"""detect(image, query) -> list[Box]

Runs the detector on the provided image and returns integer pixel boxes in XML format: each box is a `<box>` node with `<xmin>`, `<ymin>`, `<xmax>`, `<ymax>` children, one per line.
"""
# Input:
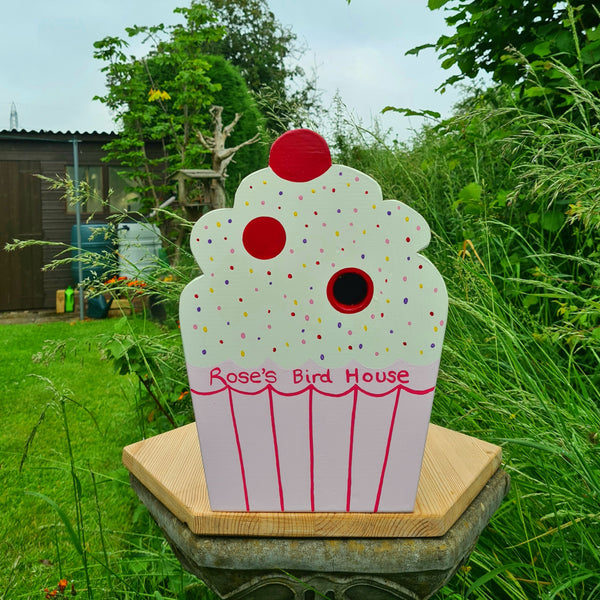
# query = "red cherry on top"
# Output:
<box><xmin>269</xmin><ymin>129</ymin><xmax>332</xmax><ymax>182</ymax></box>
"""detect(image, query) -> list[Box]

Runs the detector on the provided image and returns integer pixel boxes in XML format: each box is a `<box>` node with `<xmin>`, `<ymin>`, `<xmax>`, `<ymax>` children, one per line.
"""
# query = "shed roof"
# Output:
<box><xmin>0</xmin><ymin>129</ymin><xmax>118</xmax><ymax>142</ymax></box>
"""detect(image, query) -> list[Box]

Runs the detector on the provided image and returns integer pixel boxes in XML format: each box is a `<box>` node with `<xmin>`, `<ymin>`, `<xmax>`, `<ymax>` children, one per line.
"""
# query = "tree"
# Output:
<box><xmin>202</xmin><ymin>0</ymin><xmax>300</xmax><ymax>95</ymax></box>
<box><xmin>93</xmin><ymin>3</ymin><xmax>225</xmax><ymax>210</ymax></box>
<box><xmin>201</xmin><ymin>0</ymin><xmax>321</xmax><ymax>132</ymax></box>
<box><xmin>93</xmin><ymin>3</ymin><xmax>265</xmax><ymax>215</ymax></box>
<box><xmin>410</xmin><ymin>1</ymin><xmax>600</xmax><ymax>111</ymax></box>
<box><xmin>203</xmin><ymin>54</ymin><xmax>268</xmax><ymax>195</ymax></box>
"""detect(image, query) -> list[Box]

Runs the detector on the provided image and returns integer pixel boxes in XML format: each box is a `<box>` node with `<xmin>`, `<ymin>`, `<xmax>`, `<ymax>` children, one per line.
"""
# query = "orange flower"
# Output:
<box><xmin>58</xmin><ymin>579</ymin><xmax>68</xmax><ymax>592</ymax></box>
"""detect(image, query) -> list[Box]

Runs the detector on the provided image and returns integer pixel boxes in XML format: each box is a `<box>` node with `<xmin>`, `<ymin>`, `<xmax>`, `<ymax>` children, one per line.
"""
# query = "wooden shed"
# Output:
<box><xmin>0</xmin><ymin>129</ymin><xmax>129</xmax><ymax>311</ymax></box>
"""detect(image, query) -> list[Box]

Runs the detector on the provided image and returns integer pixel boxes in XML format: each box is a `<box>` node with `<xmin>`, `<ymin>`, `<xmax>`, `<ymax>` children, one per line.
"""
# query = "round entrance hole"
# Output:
<box><xmin>327</xmin><ymin>268</ymin><xmax>374</xmax><ymax>314</ymax></box>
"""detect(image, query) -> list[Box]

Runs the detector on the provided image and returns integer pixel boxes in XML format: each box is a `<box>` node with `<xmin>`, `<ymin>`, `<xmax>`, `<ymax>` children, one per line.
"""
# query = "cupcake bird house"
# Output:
<box><xmin>179</xmin><ymin>129</ymin><xmax>448</xmax><ymax>512</ymax></box>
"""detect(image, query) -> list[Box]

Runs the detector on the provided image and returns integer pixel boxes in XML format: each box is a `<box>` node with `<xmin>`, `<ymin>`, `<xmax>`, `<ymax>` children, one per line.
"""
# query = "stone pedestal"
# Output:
<box><xmin>131</xmin><ymin>469</ymin><xmax>509</xmax><ymax>599</ymax></box>
<box><xmin>123</xmin><ymin>423</ymin><xmax>509</xmax><ymax>599</ymax></box>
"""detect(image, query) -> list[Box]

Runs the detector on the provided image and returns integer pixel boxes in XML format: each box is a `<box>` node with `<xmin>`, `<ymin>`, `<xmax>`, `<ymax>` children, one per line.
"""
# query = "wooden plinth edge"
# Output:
<box><xmin>123</xmin><ymin>423</ymin><xmax>502</xmax><ymax>538</ymax></box>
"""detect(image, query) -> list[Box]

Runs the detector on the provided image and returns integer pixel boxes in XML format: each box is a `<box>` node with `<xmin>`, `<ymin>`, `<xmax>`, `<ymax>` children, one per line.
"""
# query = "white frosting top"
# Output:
<box><xmin>180</xmin><ymin>131</ymin><xmax>448</xmax><ymax>370</ymax></box>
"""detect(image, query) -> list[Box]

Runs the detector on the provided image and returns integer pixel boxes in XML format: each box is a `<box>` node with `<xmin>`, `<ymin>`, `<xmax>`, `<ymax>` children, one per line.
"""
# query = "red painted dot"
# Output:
<box><xmin>287</xmin><ymin>274</ymin><xmax>293</xmax><ymax>279</ymax></box>
<box><xmin>317</xmin><ymin>335</ymin><xmax>322</xmax><ymax>339</ymax></box>
<box><xmin>273</xmin><ymin>348</ymin><xmax>277</xmax><ymax>352</ymax></box>
<box><xmin>239</xmin><ymin>298</ymin><xmax>243</xmax><ymax>302</ymax></box>
<box><xmin>430</xmin><ymin>311</ymin><xmax>434</xmax><ymax>316</ymax></box>
<box><xmin>419</xmin><ymin>265</ymin><xmax>423</xmax><ymax>269</ymax></box>
<box><xmin>406</xmin><ymin>237</ymin><xmax>411</xmax><ymax>242</ymax></box>
<box><xmin>291</xmin><ymin>312</ymin><xmax>296</xmax><ymax>316</ymax></box>
<box><xmin>243</xmin><ymin>216</ymin><xmax>286</xmax><ymax>259</ymax></box>
<box><xmin>269</xmin><ymin>129</ymin><xmax>332</xmax><ymax>182</ymax></box>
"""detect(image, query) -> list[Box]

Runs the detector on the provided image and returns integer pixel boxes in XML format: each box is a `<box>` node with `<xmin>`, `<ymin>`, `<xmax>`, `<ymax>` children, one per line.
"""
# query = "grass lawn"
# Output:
<box><xmin>0</xmin><ymin>317</ymin><xmax>211</xmax><ymax>599</ymax></box>
<box><xmin>1</xmin><ymin>293</ymin><xmax>599</xmax><ymax>599</ymax></box>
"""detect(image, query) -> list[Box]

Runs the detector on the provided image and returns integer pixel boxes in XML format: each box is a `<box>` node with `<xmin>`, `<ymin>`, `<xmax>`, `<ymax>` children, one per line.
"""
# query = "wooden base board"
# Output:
<box><xmin>123</xmin><ymin>423</ymin><xmax>502</xmax><ymax>538</ymax></box>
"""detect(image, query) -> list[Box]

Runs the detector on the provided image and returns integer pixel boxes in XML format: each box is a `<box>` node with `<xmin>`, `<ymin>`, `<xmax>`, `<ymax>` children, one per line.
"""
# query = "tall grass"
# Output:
<box><xmin>331</xmin><ymin>69</ymin><xmax>600</xmax><ymax>598</ymax></box>
<box><xmin>0</xmin><ymin>319</ymin><xmax>215</xmax><ymax>599</ymax></box>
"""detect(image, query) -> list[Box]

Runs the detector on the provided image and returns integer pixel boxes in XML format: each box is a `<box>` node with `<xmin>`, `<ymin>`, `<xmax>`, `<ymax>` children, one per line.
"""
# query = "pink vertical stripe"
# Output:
<box><xmin>345</xmin><ymin>388</ymin><xmax>359</xmax><ymax>512</ymax></box>
<box><xmin>309</xmin><ymin>388</ymin><xmax>315</xmax><ymax>512</ymax></box>
<box><xmin>373</xmin><ymin>388</ymin><xmax>401</xmax><ymax>512</ymax></box>
<box><xmin>269</xmin><ymin>388</ymin><xmax>285</xmax><ymax>511</ymax></box>
<box><xmin>228</xmin><ymin>387</ymin><xmax>249</xmax><ymax>511</ymax></box>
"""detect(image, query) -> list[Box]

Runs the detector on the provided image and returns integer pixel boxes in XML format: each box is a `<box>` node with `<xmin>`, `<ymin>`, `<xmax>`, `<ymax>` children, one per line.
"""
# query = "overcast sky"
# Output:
<box><xmin>0</xmin><ymin>0</ymin><xmax>463</xmax><ymax>141</ymax></box>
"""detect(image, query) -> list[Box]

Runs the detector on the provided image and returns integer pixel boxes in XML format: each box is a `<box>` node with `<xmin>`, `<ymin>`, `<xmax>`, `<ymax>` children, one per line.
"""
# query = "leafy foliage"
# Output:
<box><xmin>203</xmin><ymin>54</ymin><xmax>268</xmax><ymax>196</ymax></box>
<box><xmin>202</xmin><ymin>0</ymin><xmax>321</xmax><ymax>133</ymax></box>
<box><xmin>412</xmin><ymin>0</ymin><xmax>600</xmax><ymax>113</ymax></box>
<box><xmin>93</xmin><ymin>3</ymin><xmax>225</xmax><ymax>211</ymax></box>
<box><xmin>93</xmin><ymin>2</ymin><xmax>268</xmax><ymax>221</ymax></box>
<box><xmin>202</xmin><ymin>0</ymin><xmax>300</xmax><ymax>95</ymax></box>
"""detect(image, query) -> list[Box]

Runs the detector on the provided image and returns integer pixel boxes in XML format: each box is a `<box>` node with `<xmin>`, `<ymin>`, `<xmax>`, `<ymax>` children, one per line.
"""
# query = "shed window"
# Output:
<box><xmin>108</xmin><ymin>167</ymin><xmax>139</xmax><ymax>213</ymax></box>
<box><xmin>66</xmin><ymin>166</ymin><xmax>139</xmax><ymax>215</ymax></box>
<box><xmin>66</xmin><ymin>166</ymin><xmax>103</xmax><ymax>214</ymax></box>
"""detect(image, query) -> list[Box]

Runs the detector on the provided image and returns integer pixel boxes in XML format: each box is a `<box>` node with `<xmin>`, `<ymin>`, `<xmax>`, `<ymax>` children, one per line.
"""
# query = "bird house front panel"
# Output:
<box><xmin>180</xmin><ymin>129</ymin><xmax>448</xmax><ymax>512</ymax></box>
